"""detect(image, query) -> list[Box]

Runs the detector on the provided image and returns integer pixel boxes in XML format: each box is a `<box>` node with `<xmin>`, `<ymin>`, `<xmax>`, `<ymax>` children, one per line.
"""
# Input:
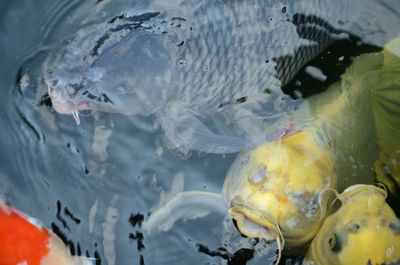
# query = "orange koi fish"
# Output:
<box><xmin>0</xmin><ymin>202</ymin><xmax>93</xmax><ymax>265</ymax></box>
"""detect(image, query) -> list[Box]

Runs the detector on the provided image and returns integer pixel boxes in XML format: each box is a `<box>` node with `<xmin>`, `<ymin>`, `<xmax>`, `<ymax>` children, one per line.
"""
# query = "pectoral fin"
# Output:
<box><xmin>156</xmin><ymin>104</ymin><xmax>294</xmax><ymax>154</ymax></box>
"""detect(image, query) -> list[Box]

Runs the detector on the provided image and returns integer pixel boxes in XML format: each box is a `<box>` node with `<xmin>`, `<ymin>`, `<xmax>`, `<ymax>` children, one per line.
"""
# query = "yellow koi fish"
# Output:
<box><xmin>303</xmin><ymin>184</ymin><xmax>400</xmax><ymax>265</ymax></box>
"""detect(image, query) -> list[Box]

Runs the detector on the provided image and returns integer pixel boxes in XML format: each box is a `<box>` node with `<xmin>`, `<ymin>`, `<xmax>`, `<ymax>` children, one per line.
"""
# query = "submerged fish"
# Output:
<box><xmin>44</xmin><ymin>0</ymin><xmax>361</xmax><ymax>154</ymax></box>
<box><xmin>142</xmin><ymin>36</ymin><xmax>400</xmax><ymax>262</ymax></box>
<box><xmin>303</xmin><ymin>184</ymin><xmax>400</xmax><ymax>265</ymax></box>
<box><xmin>0</xmin><ymin>201</ymin><xmax>93</xmax><ymax>265</ymax></box>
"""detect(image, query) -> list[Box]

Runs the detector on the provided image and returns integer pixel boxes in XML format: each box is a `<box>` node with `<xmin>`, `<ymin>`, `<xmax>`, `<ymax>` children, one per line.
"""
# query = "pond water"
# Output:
<box><xmin>0</xmin><ymin>0</ymin><xmax>399</xmax><ymax>265</ymax></box>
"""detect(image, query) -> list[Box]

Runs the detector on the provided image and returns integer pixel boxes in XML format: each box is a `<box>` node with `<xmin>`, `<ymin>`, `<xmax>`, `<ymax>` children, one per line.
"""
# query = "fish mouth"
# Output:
<box><xmin>230</xmin><ymin>205</ymin><xmax>284</xmax><ymax>265</ymax></box>
<box><xmin>229</xmin><ymin>205</ymin><xmax>279</xmax><ymax>241</ymax></box>
<box><xmin>44</xmin><ymin>75</ymin><xmax>90</xmax><ymax>124</ymax></box>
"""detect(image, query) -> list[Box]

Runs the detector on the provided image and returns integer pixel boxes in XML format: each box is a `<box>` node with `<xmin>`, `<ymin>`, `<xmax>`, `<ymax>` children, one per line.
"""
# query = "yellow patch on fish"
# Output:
<box><xmin>304</xmin><ymin>185</ymin><xmax>400</xmax><ymax>265</ymax></box>
<box><xmin>223</xmin><ymin>131</ymin><xmax>336</xmax><ymax>247</ymax></box>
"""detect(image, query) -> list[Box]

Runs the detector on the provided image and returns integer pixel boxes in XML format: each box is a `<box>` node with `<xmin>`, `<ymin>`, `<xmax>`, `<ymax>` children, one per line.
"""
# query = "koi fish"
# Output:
<box><xmin>0</xmin><ymin>201</ymin><xmax>93</xmax><ymax>265</ymax></box>
<box><xmin>303</xmin><ymin>184</ymin><xmax>400</xmax><ymax>265</ymax></box>
<box><xmin>44</xmin><ymin>0</ymin><xmax>359</xmax><ymax>154</ymax></box>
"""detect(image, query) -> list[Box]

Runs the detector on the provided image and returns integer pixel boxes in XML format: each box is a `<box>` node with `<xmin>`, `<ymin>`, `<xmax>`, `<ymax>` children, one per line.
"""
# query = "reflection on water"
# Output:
<box><xmin>0</xmin><ymin>0</ymin><xmax>399</xmax><ymax>264</ymax></box>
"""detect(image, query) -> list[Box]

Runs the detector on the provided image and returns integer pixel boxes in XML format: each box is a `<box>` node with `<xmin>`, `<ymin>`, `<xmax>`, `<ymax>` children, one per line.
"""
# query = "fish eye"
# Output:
<box><xmin>328</xmin><ymin>233</ymin><xmax>342</xmax><ymax>253</ymax></box>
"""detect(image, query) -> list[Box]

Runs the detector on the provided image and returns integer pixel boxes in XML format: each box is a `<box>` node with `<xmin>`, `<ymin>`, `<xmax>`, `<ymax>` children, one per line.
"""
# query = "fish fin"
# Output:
<box><xmin>157</xmin><ymin>104</ymin><xmax>295</xmax><ymax>154</ymax></box>
<box><xmin>359</xmin><ymin>39</ymin><xmax>400</xmax><ymax>194</ymax></box>
<box><xmin>142</xmin><ymin>191</ymin><xmax>226</xmax><ymax>234</ymax></box>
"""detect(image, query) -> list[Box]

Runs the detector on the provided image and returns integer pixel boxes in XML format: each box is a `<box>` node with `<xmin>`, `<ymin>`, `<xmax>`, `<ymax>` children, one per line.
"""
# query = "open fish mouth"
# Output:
<box><xmin>229</xmin><ymin>205</ymin><xmax>279</xmax><ymax>240</ymax></box>
<box><xmin>44</xmin><ymin>71</ymin><xmax>91</xmax><ymax>124</ymax></box>
<box><xmin>229</xmin><ymin>204</ymin><xmax>284</xmax><ymax>265</ymax></box>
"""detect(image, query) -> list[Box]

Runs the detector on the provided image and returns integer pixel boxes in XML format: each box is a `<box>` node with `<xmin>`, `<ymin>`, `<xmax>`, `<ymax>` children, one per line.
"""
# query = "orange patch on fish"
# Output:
<box><xmin>279</xmin><ymin>196</ymin><xmax>287</xmax><ymax>204</ymax></box>
<box><xmin>0</xmin><ymin>204</ymin><xmax>50</xmax><ymax>265</ymax></box>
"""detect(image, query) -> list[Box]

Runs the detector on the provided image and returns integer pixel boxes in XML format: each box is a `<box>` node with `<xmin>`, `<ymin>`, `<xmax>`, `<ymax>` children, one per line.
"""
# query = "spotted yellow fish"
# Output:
<box><xmin>303</xmin><ymin>184</ymin><xmax>400</xmax><ymax>265</ymax></box>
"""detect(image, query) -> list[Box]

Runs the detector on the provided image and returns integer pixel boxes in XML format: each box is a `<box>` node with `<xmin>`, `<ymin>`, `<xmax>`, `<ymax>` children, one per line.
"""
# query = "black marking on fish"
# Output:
<box><xmin>109</xmin><ymin>22</ymin><xmax>141</xmax><ymax>33</ymax></box>
<box><xmin>274</xmin><ymin>13</ymin><xmax>346</xmax><ymax>87</ymax></box>
<box><xmin>86</xmin><ymin>92</ymin><xmax>97</xmax><ymax>100</ymax></box>
<box><xmin>292</xmin><ymin>13</ymin><xmax>344</xmax><ymax>37</ymax></box>
<box><xmin>91</xmin><ymin>12</ymin><xmax>161</xmax><ymax>57</ymax></box>
<box><xmin>218</xmin><ymin>102</ymin><xmax>229</xmax><ymax>109</ymax></box>
<box><xmin>263</xmin><ymin>88</ymin><xmax>273</xmax><ymax>94</ymax></box>
<box><xmin>39</xmin><ymin>93</ymin><xmax>52</xmax><ymax>107</ymax></box>
<box><xmin>272</xmin><ymin>13</ymin><xmax>383</xmax><ymax>99</ymax></box>
<box><xmin>91</xmin><ymin>33</ymin><xmax>111</xmax><ymax>57</ymax></box>
<box><xmin>102</xmin><ymin>93</ymin><xmax>114</xmax><ymax>104</ymax></box>
<box><xmin>108</xmin><ymin>14</ymin><xmax>124</xmax><ymax>24</ymax></box>
<box><xmin>281</xmin><ymin>34</ymin><xmax>382</xmax><ymax>99</ymax></box>
<box><xmin>236</xmin><ymin>96</ymin><xmax>247</xmax><ymax>103</ymax></box>
<box><xmin>125</xmin><ymin>12</ymin><xmax>161</xmax><ymax>22</ymax></box>
<box><xmin>171</xmin><ymin>17</ymin><xmax>186</xmax><ymax>22</ymax></box>
<box><xmin>69</xmin><ymin>83</ymin><xmax>85</xmax><ymax>91</ymax></box>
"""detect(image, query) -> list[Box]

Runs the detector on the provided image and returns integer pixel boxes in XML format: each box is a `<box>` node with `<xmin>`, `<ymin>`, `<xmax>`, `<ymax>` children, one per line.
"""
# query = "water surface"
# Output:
<box><xmin>0</xmin><ymin>0</ymin><xmax>399</xmax><ymax>264</ymax></box>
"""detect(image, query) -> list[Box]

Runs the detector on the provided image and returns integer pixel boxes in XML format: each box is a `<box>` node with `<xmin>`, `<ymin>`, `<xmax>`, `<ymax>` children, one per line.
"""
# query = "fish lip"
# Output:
<box><xmin>44</xmin><ymin>72</ymin><xmax>92</xmax><ymax>117</ymax></box>
<box><xmin>229</xmin><ymin>204</ymin><xmax>279</xmax><ymax>241</ymax></box>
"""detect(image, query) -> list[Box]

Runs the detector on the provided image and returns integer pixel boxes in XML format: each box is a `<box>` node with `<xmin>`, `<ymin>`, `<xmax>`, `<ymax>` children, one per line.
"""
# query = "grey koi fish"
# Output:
<box><xmin>45</xmin><ymin>0</ymin><xmax>366</xmax><ymax>153</ymax></box>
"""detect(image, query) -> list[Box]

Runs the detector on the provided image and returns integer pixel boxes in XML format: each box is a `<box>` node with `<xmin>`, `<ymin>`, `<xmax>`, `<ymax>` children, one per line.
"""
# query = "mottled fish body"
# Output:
<box><xmin>45</xmin><ymin>0</ymin><xmax>357</xmax><ymax>153</ymax></box>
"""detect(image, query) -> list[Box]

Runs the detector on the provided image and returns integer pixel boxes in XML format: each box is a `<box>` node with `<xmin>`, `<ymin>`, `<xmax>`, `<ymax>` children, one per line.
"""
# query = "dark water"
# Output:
<box><xmin>0</xmin><ymin>0</ymin><xmax>399</xmax><ymax>265</ymax></box>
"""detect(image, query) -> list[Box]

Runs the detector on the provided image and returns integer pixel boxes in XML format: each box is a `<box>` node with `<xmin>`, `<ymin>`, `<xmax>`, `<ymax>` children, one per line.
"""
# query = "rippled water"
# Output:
<box><xmin>0</xmin><ymin>0</ymin><xmax>399</xmax><ymax>264</ymax></box>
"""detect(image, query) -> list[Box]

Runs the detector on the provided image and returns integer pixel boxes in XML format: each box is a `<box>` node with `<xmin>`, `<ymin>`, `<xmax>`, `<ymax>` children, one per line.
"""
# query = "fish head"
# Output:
<box><xmin>222</xmin><ymin>132</ymin><xmax>336</xmax><ymax>247</ymax></box>
<box><xmin>304</xmin><ymin>184</ymin><xmax>400</xmax><ymax>265</ymax></box>
<box><xmin>44</xmin><ymin>62</ymin><xmax>150</xmax><ymax>124</ymax></box>
<box><xmin>44</xmin><ymin>67</ymin><xmax>91</xmax><ymax>122</ymax></box>
<box><xmin>45</xmin><ymin>30</ymin><xmax>179</xmax><ymax>124</ymax></box>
